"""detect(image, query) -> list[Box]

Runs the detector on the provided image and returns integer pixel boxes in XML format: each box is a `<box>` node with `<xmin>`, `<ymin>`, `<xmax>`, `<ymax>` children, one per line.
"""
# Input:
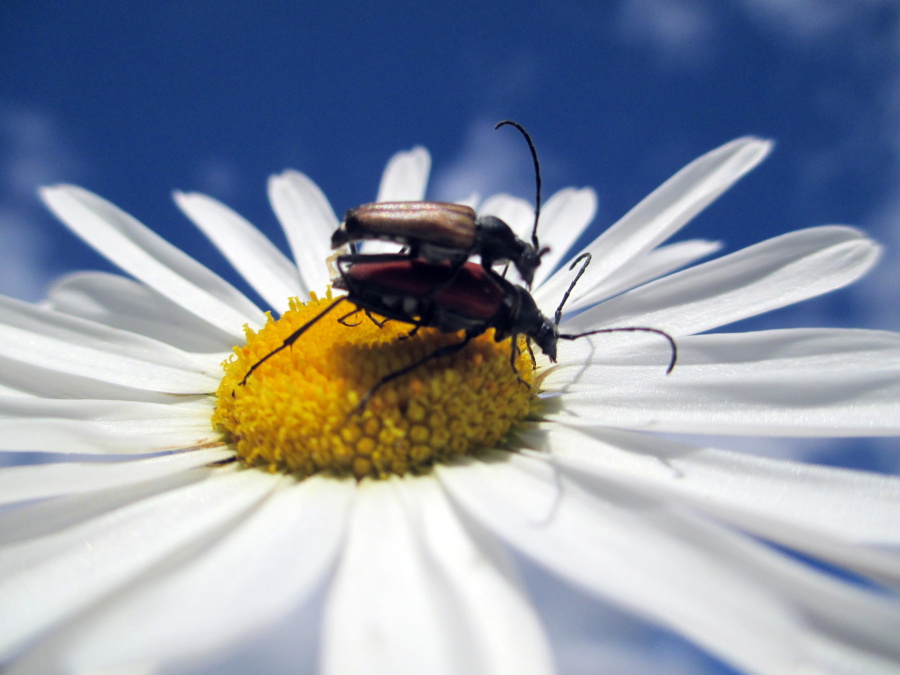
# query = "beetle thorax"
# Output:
<box><xmin>475</xmin><ymin>215</ymin><xmax>524</xmax><ymax>264</ymax></box>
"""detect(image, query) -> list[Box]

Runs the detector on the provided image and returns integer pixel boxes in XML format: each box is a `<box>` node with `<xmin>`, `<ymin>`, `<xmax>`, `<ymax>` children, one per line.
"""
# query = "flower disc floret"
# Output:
<box><xmin>213</xmin><ymin>291</ymin><xmax>537</xmax><ymax>478</ymax></box>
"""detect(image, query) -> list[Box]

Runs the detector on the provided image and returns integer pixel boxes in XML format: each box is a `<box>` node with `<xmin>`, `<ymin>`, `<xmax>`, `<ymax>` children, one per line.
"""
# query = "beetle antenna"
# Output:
<box><xmin>495</xmin><ymin>120</ymin><xmax>542</xmax><ymax>250</ymax></box>
<box><xmin>558</xmin><ymin>327</ymin><xmax>678</xmax><ymax>375</ymax></box>
<box><xmin>554</xmin><ymin>252</ymin><xmax>591</xmax><ymax>326</ymax></box>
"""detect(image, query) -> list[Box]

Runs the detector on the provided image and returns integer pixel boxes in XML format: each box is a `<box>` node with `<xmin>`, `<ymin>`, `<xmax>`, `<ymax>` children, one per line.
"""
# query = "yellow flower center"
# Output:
<box><xmin>212</xmin><ymin>291</ymin><xmax>537</xmax><ymax>479</ymax></box>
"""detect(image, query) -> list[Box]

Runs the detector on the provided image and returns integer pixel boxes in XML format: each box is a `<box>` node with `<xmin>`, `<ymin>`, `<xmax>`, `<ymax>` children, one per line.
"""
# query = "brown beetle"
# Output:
<box><xmin>330</xmin><ymin>121</ymin><xmax>550</xmax><ymax>287</ymax></box>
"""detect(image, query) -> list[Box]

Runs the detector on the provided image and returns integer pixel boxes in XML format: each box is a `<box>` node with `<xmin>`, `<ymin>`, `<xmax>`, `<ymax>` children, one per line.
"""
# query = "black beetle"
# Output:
<box><xmin>330</xmin><ymin>121</ymin><xmax>549</xmax><ymax>288</ymax></box>
<box><xmin>241</xmin><ymin>252</ymin><xmax>676</xmax><ymax>412</ymax></box>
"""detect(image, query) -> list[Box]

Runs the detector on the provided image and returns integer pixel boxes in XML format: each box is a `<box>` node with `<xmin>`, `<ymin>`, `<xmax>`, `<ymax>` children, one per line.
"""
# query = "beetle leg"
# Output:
<box><xmin>353</xmin><ymin>334</ymin><xmax>473</xmax><ymax>414</ymax></box>
<box><xmin>241</xmin><ymin>297</ymin><xmax>346</xmax><ymax>385</ymax></box>
<box><xmin>338</xmin><ymin>308</ymin><xmax>363</xmax><ymax>327</ymax></box>
<box><xmin>507</xmin><ymin>335</ymin><xmax>531</xmax><ymax>389</ymax></box>
<box><xmin>397</xmin><ymin>325</ymin><xmax>421</xmax><ymax>341</ymax></box>
<box><xmin>364</xmin><ymin>310</ymin><xmax>390</xmax><ymax>328</ymax></box>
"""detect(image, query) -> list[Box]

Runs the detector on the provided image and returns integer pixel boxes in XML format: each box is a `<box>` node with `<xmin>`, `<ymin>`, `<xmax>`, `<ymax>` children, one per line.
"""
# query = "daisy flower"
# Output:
<box><xmin>1</xmin><ymin>135</ymin><xmax>899</xmax><ymax>675</ymax></box>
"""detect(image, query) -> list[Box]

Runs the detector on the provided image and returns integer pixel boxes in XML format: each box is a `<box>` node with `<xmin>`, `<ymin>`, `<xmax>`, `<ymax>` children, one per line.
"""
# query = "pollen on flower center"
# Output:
<box><xmin>212</xmin><ymin>291</ymin><xmax>537</xmax><ymax>479</ymax></box>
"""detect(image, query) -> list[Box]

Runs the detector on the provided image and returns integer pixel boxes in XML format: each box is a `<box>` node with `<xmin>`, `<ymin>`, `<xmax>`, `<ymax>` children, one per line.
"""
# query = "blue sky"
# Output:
<box><xmin>2</xmin><ymin>2</ymin><xmax>898</xmax><ymax>672</ymax></box>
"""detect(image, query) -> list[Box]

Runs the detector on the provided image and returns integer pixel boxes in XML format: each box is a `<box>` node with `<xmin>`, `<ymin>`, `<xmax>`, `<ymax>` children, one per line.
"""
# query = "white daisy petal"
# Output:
<box><xmin>403</xmin><ymin>477</ymin><xmax>554</xmax><ymax>675</ymax></box>
<box><xmin>556</xmin><ymin>239</ymin><xmax>722</xmax><ymax>313</ymax></box>
<box><xmin>545</xmin><ymin>328</ymin><xmax>900</xmax><ymax>436</ymax></box>
<box><xmin>439</xmin><ymin>455</ymin><xmax>900</xmax><ymax>674</ymax></box>
<box><xmin>564</xmin><ymin>225</ymin><xmax>879</xmax><ymax>335</ymax></box>
<box><xmin>0</xmin><ymin>295</ymin><xmax>220</xmax><ymax>393</ymax></box>
<box><xmin>39</xmin><ymin>186</ymin><xmax>262</xmax><ymax>334</ymax></box>
<box><xmin>376</xmin><ymin>146</ymin><xmax>431</xmax><ymax>202</ymax></box>
<box><xmin>0</xmin><ymin>468</ymin><xmax>277</xmax><ymax>663</ymax></box>
<box><xmin>0</xmin><ymin>448</ymin><xmax>231</xmax><ymax>506</ymax></box>
<box><xmin>11</xmin><ymin>134</ymin><xmax>898</xmax><ymax>674</ymax></box>
<box><xmin>531</xmin><ymin>188</ymin><xmax>598</xmax><ymax>288</ymax></box>
<box><xmin>0</xmin><ymin>397</ymin><xmax>217</xmax><ymax>454</ymax></box>
<box><xmin>455</xmin><ymin>191</ymin><xmax>480</xmax><ymax>209</ymax></box>
<box><xmin>0</xmin><ymin>353</ymin><xmax>199</xmax><ymax>403</ymax></box>
<box><xmin>322</xmin><ymin>476</ymin><xmax>555</xmax><ymax>675</ymax></box>
<box><xmin>527</xmin><ymin>425</ymin><xmax>900</xmax><ymax>585</ymax></box>
<box><xmin>46</xmin><ymin>271</ymin><xmax>236</xmax><ymax>353</ymax></box>
<box><xmin>268</xmin><ymin>169</ymin><xmax>341</xmax><ymax>295</ymax></box>
<box><xmin>175</xmin><ymin>191</ymin><xmax>304</xmax><ymax>313</ymax></box>
<box><xmin>0</xmin><ymin>467</ymin><xmax>216</xmax><ymax>552</ymax></box>
<box><xmin>16</xmin><ymin>476</ymin><xmax>353</xmax><ymax>674</ymax></box>
<box><xmin>0</xmin><ymin>382</ymin><xmax>32</xmax><ymax>397</ymax></box>
<box><xmin>536</xmin><ymin>137</ymin><xmax>772</xmax><ymax>305</ymax></box>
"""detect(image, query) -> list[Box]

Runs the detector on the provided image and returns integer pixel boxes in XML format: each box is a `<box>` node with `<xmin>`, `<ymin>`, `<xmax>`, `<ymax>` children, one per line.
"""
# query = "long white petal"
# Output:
<box><xmin>376</xmin><ymin>146</ymin><xmax>431</xmax><ymax>202</ymax></box>
<box><xmin>556</xmin><ymin>239</ymin><xmax>722</xmax><ymax>314</ymax></box>
<box><xmin>525</xmin><ymin>425</ymin><xmax>900</xmax><ymax>585</ymax></box>
<box><xmin>0</xmin><ymin>397</ymin><xmax>217</xmax><ymax>454</ymax></box>
<box><xmin>544</xmin><ymin>329</ymin><xmax>900</xmax><ymax>436</ymax></box>
<box><xmin>15</xmin><ymin>476</ymin><xmax>353</xmax><ymax>674</ymax></box>
<box><xmin>268</xmin><ymin>170</ymin><xmax>339</xmax><ymax>295</ymax></box>
<box><xmin>0</xmin><ymin>467</ymin><xmax>214</xmax><ymax>552</ymax></box>
<box><xmin>175</xmin><ymin>191</ymin><xmax>304</xmax><ymax>313</ymax></box>
<box><xmin>0</xmin><ymin>448</ymin><xmax>232</xmax><ymax>506</ymax></box>
<box><xmin>537</xmin><ymin>137</ymin><xmax>772</xmax><ymax>306</ymax></box>
<box><xmin>46</xmin><ymin>271</ymin><xmax>237</xmax><ymax>354</ymax></box>
<box><xmin>404</xmin><ymin>477</ymin><xmax>554</xmax><ymax>675</ymax></box>
<box><xmin>322</xmin><ymin>476</ymin><xmax>554</xmax><ymax>675</ymax></box>
<box><xmin>0</xmin><ymin>468</ymin><xmax>277</xmax><ymax>662</ymax></box>
<box><xmin>0</xmin><ymin>295</ymin><xmax>219</xmax><ymax>393</ymax></box>
<box><xmin>439</xmin><ymin>454</ymin><xmax>900</xmax><ymax>675</ymax></box>
<box><xmin>40</xmin><ymin>186</ymin><xmax>262</xmax><ymax>334</ymax></box>
<box><xmin>0</xmin><ymin>353</ymin><xmax>199</xmax><ymax>403</ymax></box>
<box><xmin>564</xmin><ymin>226</ymin><xmax>879</xmax><ymax>336</ymax></box>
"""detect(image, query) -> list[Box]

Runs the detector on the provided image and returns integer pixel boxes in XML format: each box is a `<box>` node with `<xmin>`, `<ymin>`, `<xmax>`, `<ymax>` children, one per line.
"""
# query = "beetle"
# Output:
<box><xmin>241</xmin><ymin>252</ymin><xmax>676</xmax><ymax>412</ymax></box>
<box><xmin>330</xmin><ymin>120</ymin><xmax>549</xmax><ymax>287</ymax></box>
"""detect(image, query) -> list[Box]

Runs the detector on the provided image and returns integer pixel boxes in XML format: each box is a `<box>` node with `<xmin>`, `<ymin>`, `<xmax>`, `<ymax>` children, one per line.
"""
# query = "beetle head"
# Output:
<box><xmin>331</xmin><ymin>225</ymin><xmax>351</xmax><ymax>249</ymax></box>
<box><xmin>530</xmin><ymin>317</ymin><xmax>558</xmax><ymax>362</ymax></box>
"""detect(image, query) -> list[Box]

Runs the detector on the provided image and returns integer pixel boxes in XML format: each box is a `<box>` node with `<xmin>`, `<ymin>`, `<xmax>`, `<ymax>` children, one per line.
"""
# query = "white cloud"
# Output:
<box><xmin>616</xmin><ymin>0</ymin><xmax>716</xmax><ymax>66</ymax></box>
<box><xmin>0</xmin><ymin>208</ymin><xmax>52</xmax><ymax>302</ymax></box>
<box><xmin>430</xmin><ymin>117</ymin><xmax>544</xmax><ymax>205</ymax></box>
<box><xmin>844</xmin><ymin>27</ymin><xmax>900</xmax><ymax>335</ymax></box>
<box><xmin>0</xmin><ymin>106</ymin><xmax>87</xmax><ymax>301</ymax></box>
<box><xmin>615</xmin><ymin>0</ymin><xmax>893</xmax><ymax>66</ymax></box>
<box><xmin>852</xmin><ymin>190</ymin><xmax>900</xmax><ymax>331</ymax></box>
<box><xmin>737</xmin><ymin>0</ymin><xmax>880</xmax><ymax>41</ymax></box>
<box><xmin>193</xmin><ymin>157</ymin><xmax>242</xmax><ymax>201</ymax></box>
<box><xmin>1</xmin><ymin>107</ymin><xmax>82</xmax><ymax>199</ymax></box>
